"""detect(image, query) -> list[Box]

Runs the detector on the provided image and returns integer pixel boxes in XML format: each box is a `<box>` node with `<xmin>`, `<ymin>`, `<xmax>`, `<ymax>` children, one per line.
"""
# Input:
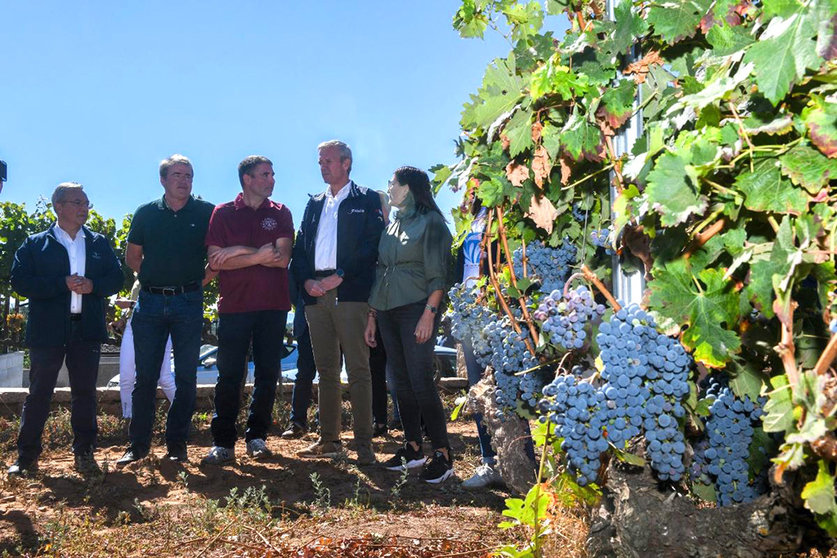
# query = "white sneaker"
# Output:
<box><xmin>246</xmin><ymin>438</ymin><xmax>272</xmax><ymax>459</ymax></box>
<box><xmin>201</xmin><ymin>446</ymin><xmax>234</xmax><ymax>465</ymax></box>
<box><xmin>462</xmin><ymin>463</ymin><xmax>503</xmax><ymax>489</ymax></box>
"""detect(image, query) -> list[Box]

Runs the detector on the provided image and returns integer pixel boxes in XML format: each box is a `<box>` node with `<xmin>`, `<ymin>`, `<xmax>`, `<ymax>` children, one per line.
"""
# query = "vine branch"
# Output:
<box><xmin>496</xmin><ymin>206</ymin><xmax>540</xmax><ymax>348</ymax></box>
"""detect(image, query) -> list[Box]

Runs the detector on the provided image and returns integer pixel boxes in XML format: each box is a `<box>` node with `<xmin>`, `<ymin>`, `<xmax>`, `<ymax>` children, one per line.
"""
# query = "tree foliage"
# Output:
<box><xmin>439</xmin><ymin>0</ymin><xmax>837</xmax><ymax>544</ymax></box>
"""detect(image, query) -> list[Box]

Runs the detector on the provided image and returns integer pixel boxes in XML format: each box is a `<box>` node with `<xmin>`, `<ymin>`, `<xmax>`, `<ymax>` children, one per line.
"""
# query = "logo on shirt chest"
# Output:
<box><xmin>261</xmin><ymin>217</ymin><xmax>278</xmax><ymax>231</ymax></box>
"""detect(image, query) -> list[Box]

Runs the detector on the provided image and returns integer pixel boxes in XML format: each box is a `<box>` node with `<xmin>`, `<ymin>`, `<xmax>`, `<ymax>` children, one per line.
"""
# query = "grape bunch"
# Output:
<box><xmin>538</xmin><ymin>370</ymin><xmax>608</xmax><ymax>486</ymax></box>
<box><xmin>472</xmin><ymin>317</ymin><xmax>540</xmax><ymax>414</ymax></box>
<box><xmin>512</xmin><ymin>240</ymin><xmax>576</xmax><ymax>293</ymax></box>
<box><xmin>447</xmin><ymin>282</ymin><xmax>492</xmax><ymax>346</ymax></box>
<box><xmin>596</xmin><ymin>304</ymin><xmax>691</xmax><ymax>481</ymax></box>
<box><xmin>693</xmin><ymin>380</ymin><xmax>766</xmax><ymax>506</ymax></box>
<box><xmin>590</xmin><ymin>228</ymin><xmax>613</xmax><ymax>255</ymax></box>
<box><xmin>572</xmin><ymin>203</ymin><xmax>588</xmax><ymax>222</ymax></box>
<box><xmin>533</xmin><ymin>286</ymin><xmax>606</xmax><ymax>351</ymax></box>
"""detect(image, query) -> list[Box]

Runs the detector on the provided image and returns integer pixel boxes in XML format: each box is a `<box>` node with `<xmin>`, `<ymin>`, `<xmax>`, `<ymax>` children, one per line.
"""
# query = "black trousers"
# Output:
<box><xmin>18</xmin><ymin>321</ymin><xmax>101</xmax><ymax>462</ymax></box>
<box><xmin>369</xmin><ymin>329</ymin><xmax>388</xmax><ymax>425</ymax></box>
<box><xmin>210</xmin><ymin>310</ymin><xmax>287</xmax><ymax>448</ymax></box>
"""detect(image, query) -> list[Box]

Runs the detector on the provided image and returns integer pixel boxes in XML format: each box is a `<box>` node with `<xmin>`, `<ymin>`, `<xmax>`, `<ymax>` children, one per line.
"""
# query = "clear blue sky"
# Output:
<box><xmin>0</xmin><ymin>1</ymin><xmax>509</xmax><ymax>225</ymax></box>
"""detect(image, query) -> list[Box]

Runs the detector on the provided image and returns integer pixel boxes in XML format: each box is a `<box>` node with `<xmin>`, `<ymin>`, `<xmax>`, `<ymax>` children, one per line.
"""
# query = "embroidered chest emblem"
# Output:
<box><xmin>261</xmin><ymin>217</ymin><xmax>278</xmax><ymax>231</ymax></box>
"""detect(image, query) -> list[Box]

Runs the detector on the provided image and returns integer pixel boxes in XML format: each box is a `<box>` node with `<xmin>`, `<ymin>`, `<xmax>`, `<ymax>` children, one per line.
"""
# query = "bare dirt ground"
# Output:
<box><xmin>0</xmin><ymin>399</ymin><xmax>588</xmax><ymax>557</ymax></box>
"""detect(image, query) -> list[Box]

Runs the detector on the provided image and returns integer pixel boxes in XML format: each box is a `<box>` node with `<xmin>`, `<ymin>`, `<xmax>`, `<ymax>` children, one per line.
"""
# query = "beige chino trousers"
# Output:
<box><xmin>304</xmin><ymin>290</ymin><xmax>373</xmax><ymax>445</ymax></box>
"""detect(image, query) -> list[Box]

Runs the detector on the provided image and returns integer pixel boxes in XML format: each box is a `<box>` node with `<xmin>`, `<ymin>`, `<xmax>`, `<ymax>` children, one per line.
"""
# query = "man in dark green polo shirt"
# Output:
<box><xmin>117</xmin><ymin>154</ymin><xmax>215</xmax><ymax>466</ymax></box>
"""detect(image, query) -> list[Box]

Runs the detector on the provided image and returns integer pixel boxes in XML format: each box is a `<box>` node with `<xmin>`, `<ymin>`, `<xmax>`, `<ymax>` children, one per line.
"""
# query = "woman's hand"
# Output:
<box><xmin>414</xmin><ymin>310</ymin><xmax>435</xmax><ymax>344</ymax></box>
<box><xmin>364</xmin><ymin>315</ymin><xmax>378</xmax><ymax>347</ymax></box>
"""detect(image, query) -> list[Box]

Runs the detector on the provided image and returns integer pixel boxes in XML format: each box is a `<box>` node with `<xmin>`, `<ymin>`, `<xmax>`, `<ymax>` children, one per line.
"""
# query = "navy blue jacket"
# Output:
<box><xmin>290</xmin><ymin>181</ymin><xmax>384</xmax><ymax>305</ymax></box>
<box><xmin>11</xmin><ymin>224</ymin><xmax>123</xmax><ymax>347</ymax></box>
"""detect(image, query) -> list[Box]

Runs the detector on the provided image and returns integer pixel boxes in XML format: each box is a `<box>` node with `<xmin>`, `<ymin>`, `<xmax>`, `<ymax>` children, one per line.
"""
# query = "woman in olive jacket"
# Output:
<box><xmin>364</xmin><ymin>166</ymin><xmax>454</xmax><ymax>484</ymax></box>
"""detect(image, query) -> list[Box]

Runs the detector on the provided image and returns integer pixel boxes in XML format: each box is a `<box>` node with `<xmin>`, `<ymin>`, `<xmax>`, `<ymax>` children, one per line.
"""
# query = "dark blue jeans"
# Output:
<box><xmin>461</xmin><ymin>338</ymin><xmax>497</xmax><ymax>465</ymax></box>
<box><xmin>288</xmin><ymin>326</ymin><xmax>316</xmax><ymax>428</ymax></box>
<box><xmin>130</xmin><ymin>289</ymin><xmax>203</xmax><ymax>453</ymax></box>
<box><xmin>377</xmin><ymin>302</ymin><xmax>449</xmax><ymax>451</ymax></box>
<box><xmin>211</xmin><ymin>310</ymin><xmax>287</xmax><ymax>447</ymax></box>
<box><xmin>18</xmin><ymin>322</ymin><xmax>100</xmax><ymax>462</ymax></box>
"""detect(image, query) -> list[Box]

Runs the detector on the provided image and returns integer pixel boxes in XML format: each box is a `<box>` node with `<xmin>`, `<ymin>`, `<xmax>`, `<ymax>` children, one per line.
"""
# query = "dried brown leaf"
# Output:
<box><xmin>505</xmin><ymin>161</ymin><xmax>530</xmax><ymax>187</ymax></box>
<box><xmin>531</xmin><ymin>145</ymin><xmax>552</xmax><ymax>188</ymax></box>
<box><xmin>526</xmin><ymin>194</ymin><xmax>559</xmax><ymax>233</ymax></box>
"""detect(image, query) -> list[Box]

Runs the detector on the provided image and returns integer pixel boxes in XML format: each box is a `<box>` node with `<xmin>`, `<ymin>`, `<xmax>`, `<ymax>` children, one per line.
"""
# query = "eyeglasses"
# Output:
<box><xmin>60</xmin><ymin>200</ymin><xmax>93</xmax><ymax>209</ymax></box>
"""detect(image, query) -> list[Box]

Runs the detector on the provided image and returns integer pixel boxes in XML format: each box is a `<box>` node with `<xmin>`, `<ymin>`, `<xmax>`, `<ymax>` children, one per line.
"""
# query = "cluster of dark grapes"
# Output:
<box><xmin>533</xmin><ymin>286</ymin><xmax>605</xmax><ymax>350</ymax></box>
<box><xmin>537</xmin><ymin>303</ymin><xmax>693</xmax><ymax>486</ymax></box>
<box><xmin>447</xmin><ymin>282</ymin><xmax>492</xmax><ymax>346</ymax></box>
<box><xmin>571</xmin><ymin>203</ymin><xmax>587</xmax><ymax>222</ymax></box>
<box><xmin>597</xmin><ymin>305</ymin><xmax>691</xmax><ymax>481</ymax></box>
<box><xmin>512</xmin><ymin>240</ymin><xmax>577</xmax><ymax>293</ymax></box>
<box><xmin>691</xmin><ymin>379</ymin><xmax>766</xmax><ymax>506</ymax></box>
<box><xmin>538</xmin><ymin>369</ymin><xmax>608</xmax><ymax>486</ymax></box>
<box><xmin>590</xmin><ymin>228</ymin><xmax>613</xmax><ymax>255</ymax></box>
<box><xmin>472</xmin><ymin>317</ymin><xmax>540</xmax><ymax>416</ymax></box>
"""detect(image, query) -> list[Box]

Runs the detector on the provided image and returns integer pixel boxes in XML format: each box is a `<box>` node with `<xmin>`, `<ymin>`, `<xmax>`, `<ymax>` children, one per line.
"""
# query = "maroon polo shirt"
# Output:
<box><xmin>205</xmin><ymin>194</ymin><xmax>294</xmax><ymax>314</ymax></box>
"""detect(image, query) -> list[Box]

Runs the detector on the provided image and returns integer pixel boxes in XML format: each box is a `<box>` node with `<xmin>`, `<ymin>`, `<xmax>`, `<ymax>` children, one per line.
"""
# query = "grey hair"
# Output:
<box><xmin>159</xmin><ymin>154</ymin><xmax>193</xmax><ymax>179</ymax></box>
<box><xmin>317</xmin><ymin>139</ymin><xmax>352</xmax><ymax>173</ymax></box>
<box><xmin>51</xmin><ymin>182</ymin><xmax>85</xmax><ymax>205</ymax></box>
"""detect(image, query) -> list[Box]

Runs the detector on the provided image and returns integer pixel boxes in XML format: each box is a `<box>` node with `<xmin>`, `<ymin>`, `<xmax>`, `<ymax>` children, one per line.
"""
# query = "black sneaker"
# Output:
<box><xmin>373</xmin><ymin>422</ymin><xmax>388</xmax><ymax>438</ymax></box>
<box><xmin>74</xmin><ymin>452</ymin><xmax>101</xmax><ymax>475</ymax></box>
<box><xmin>116</xmin><ymin>446</ymin><xmax>147</xmax><ymax>467</ymax></box>
<box><xmin>8</xmin><ymin>458</ymin><xmax>37</xmax><ymax>477</ymax></box>
<box><xmin>420</xmin><ymin>450</ymin><xmax>454</xmax><ymax>484</ymax></box>
<box><xmin>280</xmin><ymin>422</ymin><xmax>307</xmax><ymax>439</ymax></box>
<box><xmin>166</xmin><ymin>442</ymin><xmax>188</xmax><ymax>463</ymax></box>
<box><xmin>382</xmin><ymin>442</ymin><xmax>426</xmax><ymax>471</ymax></box>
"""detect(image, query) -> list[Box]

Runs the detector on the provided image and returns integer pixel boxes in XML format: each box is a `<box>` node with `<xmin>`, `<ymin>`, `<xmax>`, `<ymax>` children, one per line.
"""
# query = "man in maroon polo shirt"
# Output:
<box><xmin>201</xmin><ymin>155</ymin><xmax>294</xmax><ymax>465</ymax></box>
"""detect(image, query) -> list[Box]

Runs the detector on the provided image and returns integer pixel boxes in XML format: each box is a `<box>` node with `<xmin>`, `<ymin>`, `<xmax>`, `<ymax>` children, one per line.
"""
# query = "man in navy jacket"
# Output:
<box><xmin>9</xmin><ymin>183</ymin><xmax>123</xmax><ymax>476</ymax></box>
<box><xmin>290</xmin><ymin>140</ymin><xmax>384</xmax><ymax>465</ymax></box>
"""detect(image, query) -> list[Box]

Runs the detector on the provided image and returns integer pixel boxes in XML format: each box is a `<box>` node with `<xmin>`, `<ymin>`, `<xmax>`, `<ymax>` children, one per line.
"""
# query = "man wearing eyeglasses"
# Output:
<box><xmin>9</xmin><ymin>183</ymin><xmax>123</xmax><ymax>476</ymax></box>
<box><xmin>117</xmin><ymin>154</ymin><xmax>215</xmax><ymax>466</ymax></box>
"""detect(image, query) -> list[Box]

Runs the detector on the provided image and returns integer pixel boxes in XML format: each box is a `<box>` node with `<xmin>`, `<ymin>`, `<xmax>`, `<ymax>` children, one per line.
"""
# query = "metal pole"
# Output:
<box><xmin>606</xmin><ymin>0</ymin><xmax>645</xmax><ymax>306</ymax></box>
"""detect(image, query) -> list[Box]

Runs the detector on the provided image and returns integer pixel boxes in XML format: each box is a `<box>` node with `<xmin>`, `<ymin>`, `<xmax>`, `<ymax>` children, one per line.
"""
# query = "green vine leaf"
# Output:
<box><xmin>649</xmin><ymin>261</ymin><xmax>741</xmax><ymax>367</ymax></box>
<box><xmin>802</xmin><ymin>95</ymin><xmax>837</xmax><ymax>158</ymax></box>
<box><xmin>645</xmin><ymin>152</ymin><xmax>707</xmax><ymax>227</ymax></box>
<box><xmin>734</xmin><ymin>159</ymin><xmax>809</xmax><ymax>214</ymax></box>
<box><xmin>762</xmin><ymin>376</ymin><xmax>795</xmax><ymax>433</ymax></box>
<box><xmin>647</xmin><ymin>0</ymin><xmax>707</xmax><ymax>42</ymax></box>
<box><xmin>780</xmin><ymin>143</ymin><xmax>837</xmax><ymax>193</ymax></box>
<box><xmin>706</xmin><ymin>22</ymin><xmax>755</xmax><ymax>56</ymax></box>
<box><xmin>599</xmin><ymin>80</ymin><xmax>636</xmax><ymax>129</ymax></box>
<box><xmin>743</xmin><ymin>10</ymin><xmax>821</xmax><ymax>105</ymax></box>
<box><xmin>559</xmin><ymin>109</ymin><xmax>603</xmax><ymax>162</ymax></box>
<box><xmin>462</xmin><ymin>55</ymin><xmax>525</xmax><ymax>129</ymax></box>
<box><xmin>504</xmin><ymin>108</ymin><xmax>535</xmax><ymax>157</ymax></box>
<box><xmin>612</xmin><ymin>1</ymin><xmax>649</xmax><ymax>54</ymax></box>
<box><xmin>801</xmin><ymin>460</ymin><xmax>837</xmax><ymax>516</ymax></box>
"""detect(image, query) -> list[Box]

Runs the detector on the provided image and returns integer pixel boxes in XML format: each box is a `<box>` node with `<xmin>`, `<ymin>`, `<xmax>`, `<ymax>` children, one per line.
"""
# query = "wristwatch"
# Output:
<box><xmin>425</xmin><ymin>304</ymin><xmax>438</xmax><ymax>314</ymax></box>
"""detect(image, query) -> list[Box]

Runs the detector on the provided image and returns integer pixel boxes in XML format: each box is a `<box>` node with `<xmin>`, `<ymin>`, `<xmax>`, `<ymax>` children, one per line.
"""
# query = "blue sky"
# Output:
<box><xmin>0</xmin><ymin>1</ymin><xmax>510</xmax><ymax>226</ymax></box>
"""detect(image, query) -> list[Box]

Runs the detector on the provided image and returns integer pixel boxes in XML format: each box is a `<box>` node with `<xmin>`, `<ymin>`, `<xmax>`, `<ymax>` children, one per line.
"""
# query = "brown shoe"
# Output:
<box><xmin>356</xmin><ymin>443</ymin><xmax>377</xmax><ymax>466</ymax></box>
<box><xmin>296</xmin><ymin>440</ymin><xmax>343</xmax><ymax>459</ymax></box>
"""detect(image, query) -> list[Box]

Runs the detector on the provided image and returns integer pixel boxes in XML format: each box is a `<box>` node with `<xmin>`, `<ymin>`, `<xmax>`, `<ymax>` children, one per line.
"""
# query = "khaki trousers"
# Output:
<box><xmin>305</xmin><ymin>290</ymin><xmax>373</xmax><ymax>445</ymax></box>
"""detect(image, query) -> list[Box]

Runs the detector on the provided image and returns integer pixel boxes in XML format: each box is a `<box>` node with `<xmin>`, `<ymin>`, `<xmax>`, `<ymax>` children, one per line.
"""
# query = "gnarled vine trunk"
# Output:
<box><xmin>587</xmin><ymin>463</ymin><xmax>826</xmax><ymax>557</ymax></box>
<box><xmin>467</xmin><ymin>374</ymin><xmax>537</xmax><ymax>494</ymax></box>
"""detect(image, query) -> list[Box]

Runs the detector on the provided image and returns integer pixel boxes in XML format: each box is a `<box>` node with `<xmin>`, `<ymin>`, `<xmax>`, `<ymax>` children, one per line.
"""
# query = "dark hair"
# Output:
<box><xmin>238</xmin><ymin>155</ymin><xmax>273</xmax><ymax>187</ymax></box>
<box><xmin>393</xmin><ymin>166</ymin><xmax>445</xmax><ymax>220</ymax></box>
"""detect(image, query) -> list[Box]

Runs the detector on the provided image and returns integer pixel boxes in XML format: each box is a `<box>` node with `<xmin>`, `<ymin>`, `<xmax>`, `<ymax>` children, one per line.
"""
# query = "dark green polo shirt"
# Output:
<box><xmin>128</xmin><ymin>195</ymin><xmax>215</xmax><ymax>287</ymax></box>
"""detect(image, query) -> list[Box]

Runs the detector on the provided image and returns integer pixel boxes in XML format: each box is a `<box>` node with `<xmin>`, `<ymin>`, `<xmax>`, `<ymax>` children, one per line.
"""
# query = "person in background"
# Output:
<box><xmin>364</xmin><ymin>166</ymin><xmax>454</xmax><ymax>484</ymax></box>
<box><xmin>201</xmin><ymin>155</ymin><xmax>294</xmax><ymax>465</ymax></box>
<box><xmin>369</xmin><ymin>190</ymin><xmax>392</xmax><ymax>437</ymax></box>
<box><xmin>280</xmin><ymin>272</ymin><xmax>318</xmax><ymax>439</ymax></box>
<box><xmin>291</xmin><ymin>139</ymin><xmax>384</xmax><ymax>465</ymax></box>
<box><xmin>456</xmin><ymin>195</ymin><xmax>503</xmax><ymax>489</ymax></box>
<box><xmin>116</xmin><ymin>277</ymin><xmax>175</xmax><ymax>419</ymax></box>
<box><xmin>9</xmin><ymin>182</ymin><xmax>123</xmax><ymax>476</ymax></box>
<box><xmin>118</xmin><ymin>154</ymin><xmax>215</xmax><ymax>466</ymax></box>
